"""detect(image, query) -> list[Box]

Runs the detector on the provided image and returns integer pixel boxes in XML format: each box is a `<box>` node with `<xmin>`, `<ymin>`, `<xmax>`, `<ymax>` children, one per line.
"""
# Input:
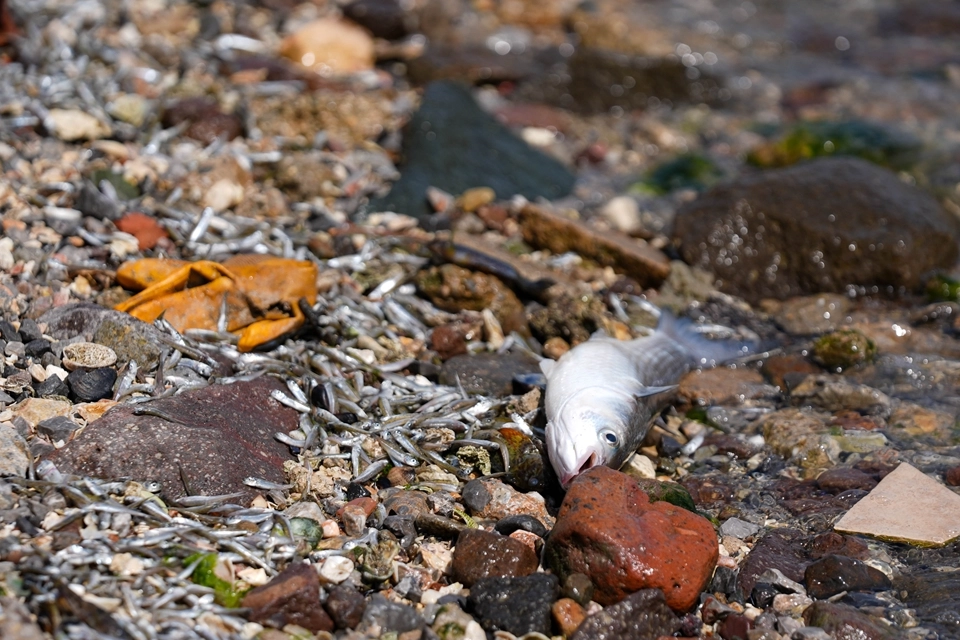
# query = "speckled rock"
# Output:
<box><xmin>737</xmin><ymin>529</ymin><xmax>810</xmax><ymax>597</ymax></box>
<box><xmin>467</xmin><ymin>573</ymin><xmax>559</xmax><ymax>636</ymax></box>
<box><xmin>451</xmin><ymin>528</ymin><xmax>539</xmax><ymax>586</ymax></box>
<box><xmin>673</xmin><ymin>157</ymin><xmax>960</xmax><ymax>302</ymax></box>
<box><xmin>570</xmin><ymin>588</ymin><xmax>680</xmax><ymax>640</ymax></box>
<box><xmin>543</xmin><ymin>466</ymin><xmax>718</xmax><ymax>610</ymax></box>
<box><xmin>241</xmin><ymin>562</ymin><xmax>333</xmax><ymax>632</ymax></box>
<box><xmin>43</xmin><ymin>378</ymin><xmax>297</xmax><ymax>503</ymax></box>
<box><xmin>438</xmin><ymin>351</ymin><xmax>541</xmax><ymax>396</ymax></box>
<box><xmin>39</xmin><ymin>304</ymin><xmax>163</xmax><ymax>370</ymax></box>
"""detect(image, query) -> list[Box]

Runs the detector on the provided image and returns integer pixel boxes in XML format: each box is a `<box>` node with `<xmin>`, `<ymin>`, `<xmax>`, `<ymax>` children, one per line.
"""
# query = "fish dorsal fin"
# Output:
<box><xmin>635</xmin><ymin>384</ymin><xmax>676</xmax><ymax>398</ymax></box>
<box><xmin>539</xmin><ymin>358</ymin><xmax>556</xmax><ymax>376</ymax></box>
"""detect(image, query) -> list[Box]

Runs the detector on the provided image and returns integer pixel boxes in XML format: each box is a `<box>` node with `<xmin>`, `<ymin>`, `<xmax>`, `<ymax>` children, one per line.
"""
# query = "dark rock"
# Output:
<box><xmin>343</xmin><ymin>0</ymin><xmax>408</xmax><ymax>39</ymax></box>
<box><xmin>0</xmin><ymin>321</ymin><xmax>20</xmax><ymax>342</ymax></box>
<box><xmin>896</xmin><ymin>568</ymin><xmax>960</xmax><ymax>638</ymax></box>
<box><xmin>718</xmin><ymin>613</ymin><xmax>752</xmax><ymax>640</ymax></box>
<box><xmin>815</xmin><ymin>468</ymin><xmax>878</xmax><ymax>494</ymax></box>
<box><xmin>430</xmin><ymin>319</ymin><xmax>482</xmax><ymax>361</ymax></box>
<box><xmin>467</xmin><ymin>573</ymin><xmax>559</xmax><ymax>636</ymax></box>
<box><xmin>65</xmin><ymin>367</ymin><xmax>116</xmax><ymax>402</ymax></box>
<box><xmin>74</xmin><ymin>182</ymin><xmax>120</xmax><ymax>221</ymax></box>
<box><xmin>804</xmin><ymin>555</ymin><xmax>892</xmax><ymax>599</ymax></box>
<box><xmin>240</xmin><ymin>563</ymin><xmax>333</xmax><ymax>632</ymax></box>
<box><xmin>439</xmin><ymin>351</ymin><xmax>541</xmax><ymax>396</ymax></box>
<box><xmin>43</xmin><ymin>378</ymin><xmax>297</xmax><ymax>503</ymax></box>
<box><xmin>570</xmin><ymin>589</ymin><xmax>680</xmax><ymax>640</ymax></box>
<box><xmin>945</xmin><ymin>465</ymin><xmax>960</xmax><ymax>487</ymax></box>
<box><xmin>560</xmin><ymin>572</ymin><xmax>594</xmax><ymax>607</ymax></box>
<box><xmin>36</xmin><ymin>416</ymin><xmax>80</xmax><ymax>443</ymax></box>
<box><xmin>461</xmin><ymin>479</ymin><xmax>492</xmax><ymax>513</ymax></box>
<box><xmin>406</xmin><ymin>44</ymin><xmax>541</xmax><ymax>86</ymax></box>
<box><xmin>324</xmin><ymin>583</ymin><xmax>367</xmax><ymax>630</ymax></box>
<box><xmin>360</xmin><ymin>593</ymin><xmax>423</xmax><ymax>634</ymax></box>
<box><xmin>368</xmin><ymin>81</ymin><xmax>574</xmax><ymax>223</ymax></box>
<box><xmin>544</xmin><ymin>466</ymin><xmax>718</xmax><ymax>611</ymax></box>
<box><xmin>737</xmin><ymin>529</ymin><xmax>810</xmax><ymax>597</ymax></box>
<box><xmin>803</xmin><ymin>601</ymin><xmax>903</xmax><ymax>640</ymax></box>
<box><xmin>673</xmin><ymin>157</ymin><xmax>960</xmax><ymax>303</ymax></box>
<box><xmin>34</xmin><ymin>375</ymin><xmax>69</xmax><ymax>399</ymax></box>
<box><xmin>23</xmin><ymin>339</ymin><xmax>50</xmax><ymax>358</ymax></box>
<box><xmin>17</xmin><ymin>319</ymin><xmax>42</xmax><ymax>343</ymax></box>
<box><xmin>494</xmin><ymin>514</ymin><xmax>548</xmax><ymax>538</ymax></box>
<box><xmin>450</xmin><ymin>528</ymin><xmax>539</xmax><ymax>586</ymax></box>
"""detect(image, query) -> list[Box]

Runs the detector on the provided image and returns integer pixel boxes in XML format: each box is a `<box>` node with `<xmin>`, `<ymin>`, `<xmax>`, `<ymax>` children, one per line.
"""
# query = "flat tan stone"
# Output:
<box><xmin>518</xmin><ymin>204</ymin><xmax>670</xmax><ymax>287</ymax></box>
<box><xmin>834</xmin><ymin>462</ymin><xmax>960</xmax><ymax>547</ymax></box>
<box><xmin>11</xmin><ymin>397</ymin><xmax>73</xmax><ymax>428</ymax></box>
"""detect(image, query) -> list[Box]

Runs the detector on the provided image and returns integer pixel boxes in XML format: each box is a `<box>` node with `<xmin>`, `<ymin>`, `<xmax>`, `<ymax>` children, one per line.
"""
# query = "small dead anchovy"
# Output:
<box><xmin>543</xmin><ymin>311</ymin><xmax>751</xmax><ymax>488</ymax></box>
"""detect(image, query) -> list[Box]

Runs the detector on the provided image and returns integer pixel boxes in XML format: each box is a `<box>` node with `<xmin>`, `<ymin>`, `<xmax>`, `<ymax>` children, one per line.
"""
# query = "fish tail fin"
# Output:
<box><xmin>657</xmin><ymin>310</ymin><xmax>754</xmax><ymax>368</ymax></box>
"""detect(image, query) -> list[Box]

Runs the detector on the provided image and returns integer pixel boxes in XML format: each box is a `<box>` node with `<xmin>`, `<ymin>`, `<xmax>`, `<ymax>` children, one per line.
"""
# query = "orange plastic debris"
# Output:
<box><xmin>115</xmin><ymin>255</ymin><xmax>318</xmax><ymax>351</ymax></box>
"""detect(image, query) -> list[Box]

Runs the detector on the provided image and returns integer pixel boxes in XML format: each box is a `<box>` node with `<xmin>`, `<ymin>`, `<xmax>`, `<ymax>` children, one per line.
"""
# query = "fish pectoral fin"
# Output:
<box><xmin>635</xmin><ymin>384</ymin><xmax>677</xmax><ymax>398</ymax></box>
<box><xmin>539</xmin><ymin>358</ymin><xmax>556</xmax><ymax>376</ymax></box>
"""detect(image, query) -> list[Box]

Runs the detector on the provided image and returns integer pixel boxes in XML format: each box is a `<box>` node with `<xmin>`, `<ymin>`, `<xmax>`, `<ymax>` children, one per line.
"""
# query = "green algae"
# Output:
<box><xmin>184</xmin><ymin>552</ymin><xmax>249</xmax><ymax>608</ymax></box>
<box><xmin>813</xmin><ymin>329</ymin><xmax>877</xmax><ymax>370</ymax></box>
<box><xmin>633</xmin><ymin>152</ymin><xmax>724</xmax><ymax>195</ymax></box>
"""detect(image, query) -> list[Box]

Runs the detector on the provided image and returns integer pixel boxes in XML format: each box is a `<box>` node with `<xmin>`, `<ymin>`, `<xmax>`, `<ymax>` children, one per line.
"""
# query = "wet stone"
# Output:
<box><xmin>569</xmin><ymin>588</ymin><xmax>680</xmax><ymax>640</ymax></box>
<box><xmin>945</xmin><ymin>465</ymin><xmax>960</xmax><ymax>487</ymax></box>
<box><xmin>324</xmin><ymin>583</ymin><xmax>367</xmax><ymax>630</ymax></box>
<box><xmin>544</xmin><ymin>466</ymin><xmax>718</xmax><ymax>610</ymax></box>
<box><xmin>738</xmin><ymin>529</ymin><xmax>810</xmax><ymax>597</ymax></box>
<box><xmin>560</xmin><ymin>572</ymin><xmax>594</xmax><ymax>607</ymax></box>
<box><xmin>240</xmin><ymin>562</ymin><xmax>333</xmax><ymax>632</ymax></box>
<box><xmin>804</xmin><ymin>555</ymin><xmax>892</xmax><ymax>599</ymax></box>
<box><xmin>467</xmin><ymin>573</ymin><xmax>559</xmax><ymax>636</ymax></box>
<box><xmin>673</xmin><ymin>157</ymin><xmax>960</xmax><ymax>303</ymax></box>
<box><xmin>65</xmin><ymin>367</ymin><xmax>117</xmax><ymax>402</ymax></box>
<box><xmin>816</xmin><ymin>468</ymin><xmax>878</xmax><ymax>494</ymax></box>
<box><xmin>43</xmin><ymin>378</ymin><xmax>297</xmax><ymax>503</ymax></box>
<box><xmin>808</xmin><ymin>532</ymin><xmax>869</xmax><ymax>560</ymax></box>
<box><xmin>717</xmin><ymin>613</ymin><xmax>752</xmax><ymax>640</ymax></box>
<box><xmin>342</xmin><ymin>0</ymin><xmax>408</xmax><ymax>40</ymax></box>
<box><xmin>369</xmin><ymin>81</ymin><xmax>575</xmax><ymax>223</ymax></box>
<box><xmin>439</xmin><ymin>351</ymin><xmax>541</xmax><ymax>396</ymax></box>
<box><xmin>552</xmin><ymin>598</ymin><xmax>586</xmax><ymax>637</ymax></box>
<box><xmin>802</xmin><ymin>601</ymin><xmax>902</xmax><ymax>640</ymax></box>
<box><xmin>494</xmin><ymin>514</ymin><xmax>548</xmax><ymax>539</ymax></box>
<box><xmin>460</xmin><ymin>477</ymin><xmax>551</xmax><ymax>527</ymax></box>
<box><xmin>450</xmin><ymin>528</ymin><xmax>539</xmax><ymax>586</ymax></box>
<box><xmin>720</xmin><ymin>517</ymin><xmax>761</xmax><ymax>539</ymax></box>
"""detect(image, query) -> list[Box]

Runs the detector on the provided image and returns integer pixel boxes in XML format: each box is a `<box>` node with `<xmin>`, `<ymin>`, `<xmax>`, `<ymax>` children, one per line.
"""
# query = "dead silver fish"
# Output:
<box><xmin>542</xmin><ymin>312</ymin><xmax>750</xmax><ymax>487</ymax></box>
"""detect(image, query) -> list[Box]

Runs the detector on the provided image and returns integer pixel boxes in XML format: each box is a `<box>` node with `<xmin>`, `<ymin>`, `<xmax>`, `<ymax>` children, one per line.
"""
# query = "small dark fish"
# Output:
<box><xmin>428</xmin><ymin>239</ymin><xmax>554</xmax><ymax>298</ymax></box>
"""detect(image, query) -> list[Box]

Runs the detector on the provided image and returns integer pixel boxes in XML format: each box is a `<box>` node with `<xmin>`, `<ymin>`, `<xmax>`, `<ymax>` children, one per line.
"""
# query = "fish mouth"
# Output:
<box><xmin>560</xmin><ymin>451</ymin><xmax>599</xmax><ymax>488</ymax></box>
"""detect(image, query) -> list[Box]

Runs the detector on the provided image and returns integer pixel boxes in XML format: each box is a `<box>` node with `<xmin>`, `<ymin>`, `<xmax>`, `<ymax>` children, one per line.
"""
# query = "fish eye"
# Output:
<box><xmin>600</xmin><ymin>430</ymin><xmax>619</xmax><ymax>447</ymax></box>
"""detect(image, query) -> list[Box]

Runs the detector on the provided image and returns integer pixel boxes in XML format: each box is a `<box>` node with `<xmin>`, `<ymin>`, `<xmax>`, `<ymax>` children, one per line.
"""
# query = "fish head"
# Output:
<box><xmin>546</xmin><ymin>393</ymin><xmax>633</xmax><ymax>488</ymax></box>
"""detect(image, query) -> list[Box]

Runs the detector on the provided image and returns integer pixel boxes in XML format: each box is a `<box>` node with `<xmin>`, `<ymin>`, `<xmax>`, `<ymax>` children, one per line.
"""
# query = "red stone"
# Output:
<box><xmin>544</xmin><ymin>466</ymin><xmax>718</xmax><ymax>611</ymax></box>
<box><xmin>116</xmin><ymin>212</ymin><xmax>169</xmax><ymax>250</ymax></box>
<box><xmin>337</xmin><ymin>497</ymin><xmax>377</xmax><ymax>518</ymax></box>
<box><xmin>241</xmin><ymin>562</ymin><xmax>333</xmax><ymax>632</ymax></box>
<box><xmin>945</xmin><ymin>465</ymin><xmax>960</xmax><ymax>486</ymax></box>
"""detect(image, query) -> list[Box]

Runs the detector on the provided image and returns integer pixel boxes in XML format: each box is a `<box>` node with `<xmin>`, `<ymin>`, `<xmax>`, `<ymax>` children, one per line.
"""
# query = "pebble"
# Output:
<box><xmin>552</xmin><ymin>597</ymin><xmax>586</xmax><ymax>637</ymax></box>
<box><xmin>36</xmin><ymin>416</ymin><xmax>80</xmax><ymax>443</ymax></box>
<box><xmin>359</xmin><ymin>593</ymin><xmax>423</xmax><ymax>635</ymax></box>
<box><xmin>279</xmin><ymin>18</ymin><xmax>375</xmax><ymax>75</ymax></box>
<box><xmin>719</xmin><ymin>517</ymin><xmax>761</xmax><ymax>539</ymax></box>
<box><xmin>10</xmin><ymin>397</ymin><xmax>72</xmax><ymax>428</ymax></box>
<box><xmin>318</xmin><ymin>556</ymin><xmax>355</xmax><ymax>584</ymax></box>
<box><xmin>0</xmin><ymin>423</ymin><xmax>30</xmax><ymax>477</ymax></box>
<box><xmin>804</xmin><ymin>555</ymin><xmax>891</xmax><ymax>599</ymax></box>
<box><xmin>466</xmin><ymin>573</ymin><xmax>559</xmax><ymax>636</ymax></box>
<box><xmin>324</xmin><ymin>584</ymin><xmax>367</xmax><ymax>630</ymax></box>
<box><xmin>461</xmin><ymin>477</ymin><xmax>551</xmax><ymax>526</ymax></box>
<box><xmin>60</xmin><ymin>342</ymin><xmax>118</xmax><ymax>371</ymax></box>
<box><xmin>834</xmin><ymin>462</ymin><xmax>960</xmax><ymax>546</ymax></box>
<box><xmin>431</xmin><ymin>603</ymin><xmax>486</xmax><ymax>640</ymax></box>
<box><xmin>65</xmin><ymin>367</ymin><xmax>117</xmax><ymax>402</ymax></box>
<box><xmin>45</xmin><ymin>109</ymin><xmax>112</xmax><ymax>141</ymax></box>
<box><xmin>544</xmin><ymin>466</ymin><xmax>718</xmax><ymax>610</ymax></box>
<box><xmin>802</xmin><ymin>601</ymin><xmax>901</xmax><ymax>640</ymax></box>
<box><xmin>600</xmin><ymin>195</ymin><xmax>644</xmax><ymax>235</ymax></box>
<box><xmin>569</xmin><ymin>589</ymin><xmax>680</xmax><ymax>640</ymax></box>
<box><xmin>450</xmin><ymin>528</ymin><xmax>539</xmax><ymax>586</ymax></box>
<box><xmin>241</xmin><ymin>563</ymin><xmax>333</xmax><ymax>633</ymax></box>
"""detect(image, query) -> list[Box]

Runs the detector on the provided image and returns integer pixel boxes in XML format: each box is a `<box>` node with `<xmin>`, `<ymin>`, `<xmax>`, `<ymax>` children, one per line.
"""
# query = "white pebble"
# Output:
<box><xmin>318</xmin><ymin>556</ymin><xmax>354</xmax><ymax>584</ymax></box>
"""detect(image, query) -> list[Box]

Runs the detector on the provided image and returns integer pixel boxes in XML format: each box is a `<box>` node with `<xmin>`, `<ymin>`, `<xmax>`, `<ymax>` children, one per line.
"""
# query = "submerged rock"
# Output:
<box><xmin>543</xmin><ymin>466</ymin><xmax>718</xmax><ymax>610</ymax></box>
<box><xmin>673</xmin><ymin>157</ymin><xmax>960</xmax><ymax>302</ymax></box>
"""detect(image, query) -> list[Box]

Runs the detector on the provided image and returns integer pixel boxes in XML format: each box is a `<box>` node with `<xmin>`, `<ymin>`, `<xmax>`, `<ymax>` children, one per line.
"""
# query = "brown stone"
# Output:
<box><xmin>945</xmin><ymin>465</ymin><xmax>960</xmax><ymax>487</ymax></box>
<box><xmin>241</xmin><ymin>563</ymin><xmax>333</xmax><ymax>632</ymax></box>
<box><xmin>815</xmin><ymin>468</ymin><xmax>878</xmax><ymax>494</ymax></box>
<box><xmin>450</xmin><ymin>528</ymin><xmax>539</xmax><ymax>586</ymax></box>
<box><xmin>808</xmin><ymin>532</ymin><xmax>869</xmax><ymax>560</ymax></box>
<box><xmin>552</xmin><ymin>598</ymin><xmax>586</xmax><ymax>637</ymax></box>
<box><xmin>677</xmin><ymin>367</ymin><xmax>767</xmax><ymax>407</ymax></box>
<box><xmin>415</xmin><ymin>264</ymin><xmax>527</xmax><ymax>335</ymax></box>
<box><xmin>737</xmin><ymin>529</ymin><xmax>809</xmax><ymax>596</ymax></box>
<box><xmin>518</xmin><ymin>204</ymin><xmax>670</xmax><ymax>288</ymax></box>
<box><xmin>543</xmin><ymin>466</ymin><xmax>718</xmax><ymax>610</ymax></box>
<box><xmin>761</xmin><ymin>353</ymin><xmax>820</xmax><ymax>390</ymax></box>
<box><xmin>430</xmin><ymin>318</ymin><xmax>482</xmax><ymax>360</ymax></box>
<box><xmin>43</xmin><ymin>378</ymin><xmax>297</xmax><ymax>504</ymax></box>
